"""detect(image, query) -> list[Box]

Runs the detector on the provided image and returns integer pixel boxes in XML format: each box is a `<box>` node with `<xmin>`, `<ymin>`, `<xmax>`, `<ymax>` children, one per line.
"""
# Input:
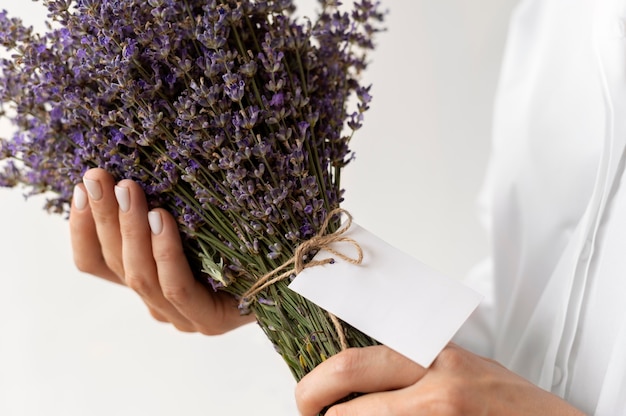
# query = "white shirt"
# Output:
<box><xmin>456</xmin><ymin>0</ymin><xmax>626</xmax><ymax>414</ymax></box>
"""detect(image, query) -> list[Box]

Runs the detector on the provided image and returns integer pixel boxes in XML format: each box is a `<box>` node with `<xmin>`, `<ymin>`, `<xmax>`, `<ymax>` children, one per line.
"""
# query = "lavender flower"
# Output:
<box><xmin>0</xmin><ymin>0</ymin><xmax>385</xmax><ymax>396</ymax></box>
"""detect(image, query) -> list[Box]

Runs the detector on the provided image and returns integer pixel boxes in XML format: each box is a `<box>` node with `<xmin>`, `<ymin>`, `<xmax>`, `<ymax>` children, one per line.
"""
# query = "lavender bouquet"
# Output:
<box><xmin>0</xmin><ymin>0</ymin><xmax>383</xmax><ymax>389</ymax></box>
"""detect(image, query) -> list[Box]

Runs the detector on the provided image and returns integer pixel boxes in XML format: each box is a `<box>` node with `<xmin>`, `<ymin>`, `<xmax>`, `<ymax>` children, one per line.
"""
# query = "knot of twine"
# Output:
<box><xmin>240</xmin><ymin>208</ymin><xmax>363</xmax><ymax>350</ymax></box>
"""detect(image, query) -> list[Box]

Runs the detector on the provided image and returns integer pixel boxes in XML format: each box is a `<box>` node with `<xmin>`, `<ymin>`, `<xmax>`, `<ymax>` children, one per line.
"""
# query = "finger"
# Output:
<box><xmin>147</xmin><ymin>306</ymin><xmax>169</xmax><ymax>323</ymax></box>
<box><xmin>115</xmin><ymin>181</ymin><xmax>196</xmax><ymax>332</ymax></box>
<box><xmin>296</xmin><ymin>346</ymin><xmax>426</xmax><ymax>416</ymax></box>
<box><xmin>69</xmin><ymin>183</ymin><xmax>121</xmax><ymax>283</ymax></box>
<box><xmin>322</xmin><ymin>388</ymin><xmax>417</xmax><ymax>416</ymax></box>
<box><xmin>82</xmin><ymin>168</ymin><xmax>124</xmax><ymax>277</ymax></box>
<box><xmin>148</xmin><ymin>208</ymin><xmax>255</xmax><ymax>335</ymax></box>
<box><xmin>114</xmin><ymin>180</ymin><xmax>157</xmax><ymax>292</ymax></box>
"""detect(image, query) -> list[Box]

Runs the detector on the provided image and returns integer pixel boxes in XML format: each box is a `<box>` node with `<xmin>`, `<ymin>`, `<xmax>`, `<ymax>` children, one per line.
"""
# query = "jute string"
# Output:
<box><xmin>240</xmin><ymin>208</ymin><xmax>363</xmax><ymax>350</ymax></box>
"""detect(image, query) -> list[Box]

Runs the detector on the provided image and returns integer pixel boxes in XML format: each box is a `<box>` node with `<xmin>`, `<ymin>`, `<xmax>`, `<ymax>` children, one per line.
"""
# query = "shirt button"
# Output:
<box><xmin>552</xmin><ymin>366</ymin><xmax>564</xmax><ymax>386</ymax></box>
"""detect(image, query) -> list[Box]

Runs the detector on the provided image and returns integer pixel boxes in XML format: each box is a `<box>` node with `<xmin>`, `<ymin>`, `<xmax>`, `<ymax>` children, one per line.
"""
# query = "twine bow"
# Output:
<box><xmin>240</xmin><ymin>208</ymin><xmax>363</xmax><ymax>350</ymax></box>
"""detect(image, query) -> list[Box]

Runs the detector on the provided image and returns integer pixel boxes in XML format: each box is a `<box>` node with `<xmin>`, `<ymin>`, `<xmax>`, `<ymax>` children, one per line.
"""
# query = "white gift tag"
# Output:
<box><xmin>288</xmin><ymin>221</ymin><xmax>483</xmax><ymax>368</ymax></box>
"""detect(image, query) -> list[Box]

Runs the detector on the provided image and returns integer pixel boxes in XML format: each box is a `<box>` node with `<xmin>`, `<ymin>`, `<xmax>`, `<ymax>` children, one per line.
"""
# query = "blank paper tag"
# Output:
<box><xmin>288</xmin><ymin>222</ymin><xmax>482</xmax><ymax>368</ymax></box>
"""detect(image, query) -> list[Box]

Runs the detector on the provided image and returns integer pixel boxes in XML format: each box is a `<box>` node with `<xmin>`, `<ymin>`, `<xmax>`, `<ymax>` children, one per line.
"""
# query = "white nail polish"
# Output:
<box><xmin>114</xmin><ymin>185</ymin><xmax>130</xmax><ymax>213</ymax></box>
<box><xmin>83</xmin><ymin>178</ymin><xmax>103</xmax><ymax>201</ymax></box>
<box><xmin>73</xmin><ymin>185</ymin><xmax>87</xmax><ymax>210</ymax></box>
<box><xmin>148</xmin><ymin>211</ymin><xmax>163</xmax><ymax>235</ymax></box>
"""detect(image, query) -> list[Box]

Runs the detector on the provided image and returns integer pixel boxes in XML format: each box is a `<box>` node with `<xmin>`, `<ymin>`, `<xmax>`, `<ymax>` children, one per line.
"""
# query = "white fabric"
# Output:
<box><xmin>455</xmin><ymin>0</ymin><xmax>626</xmax><ymax>414</ymax></box>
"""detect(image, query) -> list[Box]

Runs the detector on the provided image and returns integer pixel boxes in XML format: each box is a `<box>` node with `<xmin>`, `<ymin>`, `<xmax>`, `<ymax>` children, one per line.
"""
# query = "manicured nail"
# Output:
<box><xmin>114</xmin><ymin>185</ymin><xmax>130</xmax><ymax>213</ymax></box>
<box><xmin>148</xmin><ymin>211</ymin><xmax>163</xmax><ymax>235</ymax></box>
<box><xmin>73</xmin><ymin>185</ymin><xmax>87</xmax><ymax>210</ymax></box>
<box><xmin>83</xmin><ymin>178</ymin><xmax>103</xmax><ymax>201</ymax></box>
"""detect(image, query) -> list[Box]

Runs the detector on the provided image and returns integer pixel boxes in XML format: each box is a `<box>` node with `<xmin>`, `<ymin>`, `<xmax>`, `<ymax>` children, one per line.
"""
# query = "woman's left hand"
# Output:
<box><xmin>295</xmin><ymin>344</ymin><xmax>586</xmax><ymax>416</ymax></box>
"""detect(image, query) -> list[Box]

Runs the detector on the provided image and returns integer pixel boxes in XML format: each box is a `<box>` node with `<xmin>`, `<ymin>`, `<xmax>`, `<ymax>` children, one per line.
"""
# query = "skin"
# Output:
<box><xmin>295</xmin><ymin>344</ymin><xmax>587</xmax><ymax>416</ymax></box>
<box><xmin>69</xmin><ymin>168</ymin><xmax>254</xmax><ymax>335</ymax></box>
<box><xmin>70</xmin><ymin>168</ymin><xmax>586</xmax><ymax>415</ymax></box>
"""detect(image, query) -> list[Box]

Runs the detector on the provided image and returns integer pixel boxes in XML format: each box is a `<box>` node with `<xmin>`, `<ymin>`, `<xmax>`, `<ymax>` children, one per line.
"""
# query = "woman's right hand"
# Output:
<box><xmin>69</xmin><ymin>168</ymin><xmax>254</xmax><ymax>334</ymax></box>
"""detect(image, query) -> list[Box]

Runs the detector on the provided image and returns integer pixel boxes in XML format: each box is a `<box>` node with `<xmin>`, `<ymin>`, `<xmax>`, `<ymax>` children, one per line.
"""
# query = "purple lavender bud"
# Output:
<box><xmin>222</xmin><ymin>73</ymin><xmax>245</xmax><ymax>102</ymax></box>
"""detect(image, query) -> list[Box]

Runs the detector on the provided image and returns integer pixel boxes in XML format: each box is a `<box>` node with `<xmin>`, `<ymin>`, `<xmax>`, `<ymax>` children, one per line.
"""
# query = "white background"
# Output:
<box><xmin>0</xmin><ymin>1</ymin><xmax>518</xmax><ymax>415</ymax></box>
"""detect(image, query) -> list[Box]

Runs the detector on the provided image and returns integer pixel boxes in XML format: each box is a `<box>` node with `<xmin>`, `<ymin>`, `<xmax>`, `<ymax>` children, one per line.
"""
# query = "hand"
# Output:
<box><xmin>295</xmin><ymin>344</ymin><xmax>585</xmax><ymax>416</ymax></box>
<box><xmin>69</xmin><ymin>168</ymin><xmax>254</xmax><ymax>334</ymax></box>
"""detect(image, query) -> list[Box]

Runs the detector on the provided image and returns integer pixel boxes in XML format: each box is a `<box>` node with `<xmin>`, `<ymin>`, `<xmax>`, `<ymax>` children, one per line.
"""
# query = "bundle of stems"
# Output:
<box><xmin>0</xmin><ymin>0</ymin><xmax>384</xmax><ymax>398</ymax></box>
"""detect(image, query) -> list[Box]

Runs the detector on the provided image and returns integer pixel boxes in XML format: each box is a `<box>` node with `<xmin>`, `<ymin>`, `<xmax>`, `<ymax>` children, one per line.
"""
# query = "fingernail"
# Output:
<box><xmin>73</xmin><ymin>185</ymin><xmax>87</xmax><ymax>210</ymax></box>
<box><xmin>83</xmin><ymin>178</ymin><xmax>103</xmax><ymax>201</ymax></box>
<box><xmin>114</xmin><ymin>185</ymin><xmax>130</xmax><ymax>213</ymax></box>
<box><xmin>148</xmin><ymin>211</ymin><xmax>163</xmax><ymax>235</ymax></box>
